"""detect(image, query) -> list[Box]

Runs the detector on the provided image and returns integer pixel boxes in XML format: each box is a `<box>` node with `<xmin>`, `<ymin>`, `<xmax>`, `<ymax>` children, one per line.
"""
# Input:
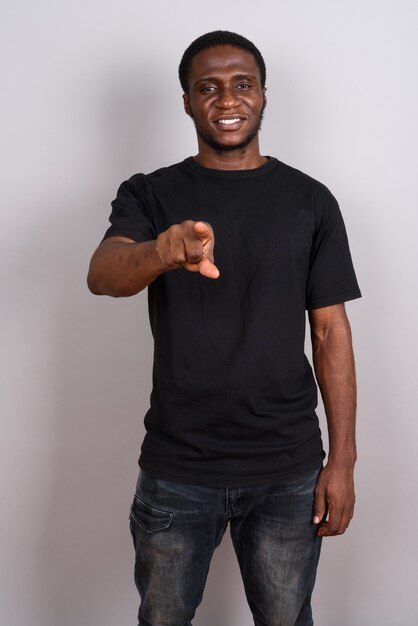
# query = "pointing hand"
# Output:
<box><xmin>156</xmin><ymin>220</ymin><xmax>219</xmax><ymax>279</ymax></box>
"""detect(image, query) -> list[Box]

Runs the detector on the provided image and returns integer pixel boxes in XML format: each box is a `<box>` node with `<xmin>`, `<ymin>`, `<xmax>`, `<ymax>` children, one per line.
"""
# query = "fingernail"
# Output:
<box><xmin>313</xmin><ymin>516</ymin><xmax>320</xmax><ymax>524</ymax></box>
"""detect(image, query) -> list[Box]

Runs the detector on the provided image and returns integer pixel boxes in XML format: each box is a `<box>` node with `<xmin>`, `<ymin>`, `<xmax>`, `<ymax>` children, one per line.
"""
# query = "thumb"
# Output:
<box><xmin>313</xmin><ymin>482</ymin><xmax>326</xmax><ymax>525</ymax></box>
<box><xmin>199</xmin><ymin>257</ymin><xmax>220</xmax><ymax>280</ymax></box>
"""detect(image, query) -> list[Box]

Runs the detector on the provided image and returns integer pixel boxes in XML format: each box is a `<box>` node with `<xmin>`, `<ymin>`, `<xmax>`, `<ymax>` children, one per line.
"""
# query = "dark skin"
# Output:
<box><xmin>310</xmin><ymin>304</ymin><xmax>357</xmax><ymax>536</ymax></box>
<box><xmin>183</xmin><ymin>45</ymin><xmax>267</xmax><ymax>169</ymax></box>
<box><xmin>87</xmin><ymin>45</ymin><xmax>357</xmax><ymax>537</ymax></box>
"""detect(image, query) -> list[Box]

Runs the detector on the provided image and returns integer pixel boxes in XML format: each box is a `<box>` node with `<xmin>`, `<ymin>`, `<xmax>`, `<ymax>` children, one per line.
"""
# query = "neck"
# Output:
<box><xmin>194</xmin><ymin>138</ymin><xmax>266</xmax><ymax>170</ymax></box>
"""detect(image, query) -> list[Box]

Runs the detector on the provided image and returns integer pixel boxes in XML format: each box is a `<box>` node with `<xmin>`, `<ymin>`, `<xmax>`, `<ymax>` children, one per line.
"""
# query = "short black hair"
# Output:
<box><xmin>178</xmin><ymin>30</ymin><xmax>266</xmax><ymax>93</ymax></box>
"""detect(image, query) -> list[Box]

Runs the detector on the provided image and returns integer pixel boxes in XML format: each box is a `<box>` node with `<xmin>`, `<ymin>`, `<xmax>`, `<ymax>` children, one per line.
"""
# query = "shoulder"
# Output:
<box><xmin>269</xmin><ymin>158</ymin><xmax>340</xmax><ymax>225</ymax></box>
<box><xmin>140</xmin><ymin>160</ymin><xmax>190</xmax><ymax>184</ymax></box>
<box><xmin>270</xmin><ymin>160</ymin><xmax>349</xmax><ymax>242</ymax></box>
<box><xmin>272</xmin><ymin>158</ymin><xmax>334</xmax><ymax>200</ymax></box>
<box><xmin>119</xmin><ymin>160</ymin><xmax>190</xmax><ymax>194</ymax></box>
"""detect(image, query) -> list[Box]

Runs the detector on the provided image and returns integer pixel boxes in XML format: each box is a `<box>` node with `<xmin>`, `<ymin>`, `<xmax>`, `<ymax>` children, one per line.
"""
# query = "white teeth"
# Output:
<box><xmin>217</xmin><ymin>118</ymin><xmax>241</xmax><ymax>125</ymax></box>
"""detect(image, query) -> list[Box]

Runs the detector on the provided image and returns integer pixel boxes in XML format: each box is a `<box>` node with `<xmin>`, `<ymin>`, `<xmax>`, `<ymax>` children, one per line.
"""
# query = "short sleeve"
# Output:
<box><xmin>306</xmin><ymin>189</ymin><xmax>361</xmax><ymax>309</ymax></box>
<box><xmin>102</xmin><ymin>174</ymin><xmax>156</xmax><ymax>243</ymax></box>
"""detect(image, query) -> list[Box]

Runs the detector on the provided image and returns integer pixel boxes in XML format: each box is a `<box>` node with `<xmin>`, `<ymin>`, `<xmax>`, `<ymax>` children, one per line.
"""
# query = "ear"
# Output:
<box><xmin>183</xmin><ymin>93</ymin><xmax>193</xmax><ymax>118</ymax></box>
<box><xmin>262</xmin><ymin>87</ymin><xmax>267</xmax><ymax>110</ymax></box>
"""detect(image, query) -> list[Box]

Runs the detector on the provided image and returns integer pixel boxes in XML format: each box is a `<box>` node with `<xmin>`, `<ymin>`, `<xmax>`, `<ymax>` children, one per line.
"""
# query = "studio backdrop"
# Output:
<box><xmin>1</xmin><ymin>1</ymin><xmax>417</xmax><ymax>625</ymax></box>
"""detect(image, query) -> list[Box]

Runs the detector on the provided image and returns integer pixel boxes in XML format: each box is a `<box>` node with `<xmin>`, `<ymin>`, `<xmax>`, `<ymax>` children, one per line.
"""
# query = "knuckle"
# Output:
<box><xmin>172</xmin><ymin>253</ymin><xmax>185</xmax><ymax>264</ymax></box>
<box><xmin>170</xmin><ymin>224</ymin><xmax>181</xmax><ymax>236</ymax></box>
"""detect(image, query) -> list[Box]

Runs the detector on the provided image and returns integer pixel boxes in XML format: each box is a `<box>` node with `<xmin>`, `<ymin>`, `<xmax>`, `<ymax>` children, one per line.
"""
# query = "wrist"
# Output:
<box><xmin>153</xmin><ymin>237</ymin><xmax>172</xmax><ymax>273</ymax></box>
<box><xmin>327</xmin><ymin>452</ymin><xmax>357</xmax><ymax>470</ymax></box>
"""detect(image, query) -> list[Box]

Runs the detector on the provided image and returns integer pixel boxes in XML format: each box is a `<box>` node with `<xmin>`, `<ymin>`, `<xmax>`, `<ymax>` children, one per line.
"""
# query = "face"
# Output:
<box><xmin>183</xmin><ymin>45</ymin><xmax>267</xmax><ymax>154</ymax></box>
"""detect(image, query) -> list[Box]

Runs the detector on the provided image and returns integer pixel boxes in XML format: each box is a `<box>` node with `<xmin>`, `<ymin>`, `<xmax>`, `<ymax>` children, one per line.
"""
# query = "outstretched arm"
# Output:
<box><xmin>309</xmin><ymin>303</ymin><xmax>357</xmax><ymax>537</ymax></box>
<box><xmin>87</xmin><ymin>220</ymin><xmax>219</xmax><ymax>297</ymax></box>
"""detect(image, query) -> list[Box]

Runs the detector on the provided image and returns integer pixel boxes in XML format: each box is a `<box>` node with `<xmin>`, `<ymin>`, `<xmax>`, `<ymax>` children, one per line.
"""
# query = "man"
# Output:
<box><xmin>88</xmin><ymin>30</ymin><xmax>361</xmax><ymax>626</ymax></box>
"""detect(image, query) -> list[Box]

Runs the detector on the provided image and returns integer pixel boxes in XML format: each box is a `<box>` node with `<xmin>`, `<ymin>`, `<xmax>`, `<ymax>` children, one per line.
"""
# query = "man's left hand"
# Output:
<box><xmin>312</xmin><ymin>463</ymin><xmax>355</xmax><ymax>537</ymax></box>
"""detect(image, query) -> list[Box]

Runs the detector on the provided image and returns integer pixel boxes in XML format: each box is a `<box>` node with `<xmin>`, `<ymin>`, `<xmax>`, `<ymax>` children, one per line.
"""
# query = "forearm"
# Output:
<box><xmin>311</xmin><ymin>307</ymin><xmax>357</xmax><ymax>467</ymax></box>
<box><xmin>87</xmin><ymin>239</ymin><xmax>165</xmax><ymax>297</ymax></box>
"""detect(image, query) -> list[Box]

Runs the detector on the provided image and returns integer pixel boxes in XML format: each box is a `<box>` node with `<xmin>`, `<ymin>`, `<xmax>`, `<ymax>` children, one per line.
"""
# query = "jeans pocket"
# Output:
<box><xmin>130</xmin><ymin>495</ymin><xmax>174</xmax><ymax>535</ymax></box>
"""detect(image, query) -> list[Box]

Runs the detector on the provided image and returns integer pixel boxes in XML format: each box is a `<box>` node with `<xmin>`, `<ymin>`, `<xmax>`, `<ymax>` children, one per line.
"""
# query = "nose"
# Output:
<box><xmin>216</xmin><ymin>87</ymin><xmax>240</xmax><ymax>109</ymax></box>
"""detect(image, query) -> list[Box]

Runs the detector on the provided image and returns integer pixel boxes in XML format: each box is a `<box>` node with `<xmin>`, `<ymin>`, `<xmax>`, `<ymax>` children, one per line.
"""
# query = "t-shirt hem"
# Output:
<box><xmin>306</xmin><ymin>289</ymin><xmax>362</xmax><ymax>310</ymax></box>
<box><xmin>138</xmin><ymin>454</ymin><xmax>325</xmax><ymax>488</ymax></box>
<box><xmin>101</xmin><ymin>230</ymin><xmax>151</xmax><ymax>244</ymax></box>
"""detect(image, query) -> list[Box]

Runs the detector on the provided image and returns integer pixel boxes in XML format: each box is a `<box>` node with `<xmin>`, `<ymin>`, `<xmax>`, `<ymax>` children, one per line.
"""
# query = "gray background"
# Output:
<box><xmin>1</xmin><ymin>1</ymin><xmax>417</xmax><ymax>624</ymax></box>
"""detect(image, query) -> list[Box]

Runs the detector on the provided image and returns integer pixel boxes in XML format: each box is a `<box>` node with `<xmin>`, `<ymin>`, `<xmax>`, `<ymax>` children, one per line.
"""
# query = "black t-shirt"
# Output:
<box><xmin>103</xmin><ymin>156</ymin><xmax>361</xmax><ymax>487</ymax></box>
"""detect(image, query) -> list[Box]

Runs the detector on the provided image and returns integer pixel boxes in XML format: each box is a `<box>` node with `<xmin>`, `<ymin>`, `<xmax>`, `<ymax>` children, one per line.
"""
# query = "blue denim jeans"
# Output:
<box><xmin>129</xmin><ymin>467</ymin><xmax>322</xmax><ymax>626</ymax></box>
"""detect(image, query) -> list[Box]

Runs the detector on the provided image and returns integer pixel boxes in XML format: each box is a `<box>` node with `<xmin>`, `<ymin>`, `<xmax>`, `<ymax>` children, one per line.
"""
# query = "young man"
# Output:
<box><xmin>88</xmin><ymin>31</ymin><xmax>361</xmax><ymax>626</ymax></box>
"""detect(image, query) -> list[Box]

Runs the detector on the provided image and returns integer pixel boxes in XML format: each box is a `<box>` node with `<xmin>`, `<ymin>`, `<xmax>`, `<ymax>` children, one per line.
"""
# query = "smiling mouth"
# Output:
<box><xmin>213</xmin><ymin>116</ymin><xmax>245</xmax><ymax>129</ymax></box>
<box><xmin>217</xmin><ymin>117</ymin><xmax>241</xmax><ymax>125</ymax></box>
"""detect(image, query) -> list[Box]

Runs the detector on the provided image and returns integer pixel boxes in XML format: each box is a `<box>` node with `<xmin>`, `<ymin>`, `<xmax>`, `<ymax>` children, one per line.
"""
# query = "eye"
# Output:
<box><xmin>200</xmin><ymin>85</ymin><xmax>217</xmax><ymax>93</ymax></box>
<box><xmin>236</xmin><ymin>83</ymin><xmax>251</xmax><ymax>90</ymax></box>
